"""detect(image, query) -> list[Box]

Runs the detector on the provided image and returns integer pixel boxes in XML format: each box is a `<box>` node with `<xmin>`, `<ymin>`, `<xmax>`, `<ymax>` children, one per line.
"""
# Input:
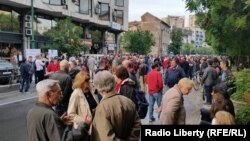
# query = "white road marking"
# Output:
<box><xmin>0</xmin><ymin>96</ymin><xmax>37</xmax><ymax>106</ymax></box>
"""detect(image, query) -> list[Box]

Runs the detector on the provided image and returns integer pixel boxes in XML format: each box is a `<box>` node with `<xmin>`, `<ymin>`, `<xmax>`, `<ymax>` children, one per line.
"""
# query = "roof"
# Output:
<box><xmin>141</xmin><ymin>12</ymin><xmax>170</xmax><ymax>28</ymax></box>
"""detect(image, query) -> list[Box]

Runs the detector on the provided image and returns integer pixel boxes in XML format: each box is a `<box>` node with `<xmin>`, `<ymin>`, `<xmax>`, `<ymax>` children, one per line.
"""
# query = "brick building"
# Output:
<box><xmin>129</xmin><ymin>12</ymin><xmax>171</xmax><ymax>56</ymax></box>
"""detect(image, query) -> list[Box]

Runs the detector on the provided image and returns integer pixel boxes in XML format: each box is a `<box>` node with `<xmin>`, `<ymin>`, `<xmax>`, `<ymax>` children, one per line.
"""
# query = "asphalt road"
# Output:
<box><xmin>141</xmin><ymin>86</ymin><xmax>203</xmax><ymax>125</ymax></box>
<box><xmin>0</xmin><ymin>98</ymin><xmax>35</xmax><ymax>141</ymax></box>
<box><xmin>0</xmin><ymin>85</ymin><xmax>203</xmax><ymax>141</ymax></box>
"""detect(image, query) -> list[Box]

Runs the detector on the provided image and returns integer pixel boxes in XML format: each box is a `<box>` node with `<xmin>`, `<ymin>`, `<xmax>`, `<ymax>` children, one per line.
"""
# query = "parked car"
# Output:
<box><xmin>0</xmin><ymin>59</ymin><xmax>16</xmax><ymax>84</ymax></box>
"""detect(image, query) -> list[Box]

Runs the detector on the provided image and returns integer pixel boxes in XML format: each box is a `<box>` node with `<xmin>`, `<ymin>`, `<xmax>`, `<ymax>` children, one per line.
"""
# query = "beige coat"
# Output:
<box><xmin>160</xmin><ymin>85</ymin><xmax>186</xmax><ymax>125</ymax></box>
<box><xmin>91</xmin><ymin>92</ymin><xmax>141</xmax><ymax>141</ymax></box>
<box><xmin>67</xmin><ymin>88</ymin><xmax>98</xmax><ymax>129</ymax></box>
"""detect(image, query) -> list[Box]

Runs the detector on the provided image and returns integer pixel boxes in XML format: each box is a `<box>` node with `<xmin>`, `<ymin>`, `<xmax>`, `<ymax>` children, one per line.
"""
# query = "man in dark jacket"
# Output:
<box><xmin>180</xmin><ymin>57</ymin><xmax>189</xmax><ymax>77</ymax></box>
<box><xmin>49</xmin><ymin>60</ymin><xmax>73</xmax><ymax>116</ymax></box>
<box><xmin>164</xmin><ymin>58</ymin><xmax>185</xmax><ymax>88</ymax></box>
<box><xmin>202</xmin><ymin>59</ymin><xmax>218</xmax><ymax>104</ymax></box>
<box><xmin>19</xmin><ymin>58</ymin><xmax>32</xmax><ymax>93</ymax></box>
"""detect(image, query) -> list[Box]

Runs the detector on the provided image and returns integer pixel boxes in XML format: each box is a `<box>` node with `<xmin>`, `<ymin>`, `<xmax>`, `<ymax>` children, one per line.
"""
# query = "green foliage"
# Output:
<box><xmin>180</xmin><ymin>43</ymin><xmax>215</xmax><ymax>55</ymax></box>
<box><xmin>89</xmin><ymin>30</ymin><xmax>101</xmax><ymax>42</ymax></box>
<box><xmin>185</xmin><ymin>0</ymin><xmax>250</xmax><ymax>56</ymax></box>
<box><xmin>232</xmin><ymin>69</ymin><xmax>250</xmax><ymax>101</ymax></box>
<box><xmin>168</xmin><ymin>28</ymin><xmax>183</xmax><ymax>55</ymax></box>
<box><xmin>43</xmin><ymin>17</ymin><xmax>87</xmax><ymax>56</ymax></box>
<box><xmin>122</xmin><ymin>30</ymin><xmax>155</xmax><ymax>54</ymax></box>
<box><xmin>194</xmin><ymin>47</ymin><xmax>215</xmax><ymax>55</ymax></box>
<box><xmin>180</xmin><ymin>43</ymin><xmax>194</xmax><ymax>55</ymax></box>
<box><xmin>0</xmin><ymin>13</ymin><xmax>20</xmax><ymax>32</ymax></box>
<box><xmin>236</xmin><ymin>106</ymin><xmax>250</xmax><ymax>125</ymax></box>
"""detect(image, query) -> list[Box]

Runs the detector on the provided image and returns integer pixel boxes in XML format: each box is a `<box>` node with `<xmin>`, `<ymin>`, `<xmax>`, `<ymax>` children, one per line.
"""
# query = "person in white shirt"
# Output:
<box><xmin>35</xmin><ymin>54</ymin><xmax>45</xmax><ymax>82</ymax></box>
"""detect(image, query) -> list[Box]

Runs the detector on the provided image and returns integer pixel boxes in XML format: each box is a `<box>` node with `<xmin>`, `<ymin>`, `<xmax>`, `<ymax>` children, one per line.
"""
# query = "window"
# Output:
<box><xmin>49</xmin><ymin>0</ymin><xmax>61</xmax><ymax>5</ymax></box>
<box><xmin>115</xmin><ymin>0</ymin><xmax>124</xmax><ymax>7</ymax></box>
<box><xmin>80</xmin><ymin>0</ymin><xmax>92</xmax><ymax>14</ymax></box>
<box><xmin>113</xmin><ymin>10</ymin><xmax>123</xmax><ymax>25</ymax></box>
<box><xmin>0</xmin><ymin>10</ymin><xmax>20</xmax><ymax>33</ymax></box>
<box><xmin>99</xmin><ymin>3</ymin><xmax>109</xmax><ymax>21</ymax></box>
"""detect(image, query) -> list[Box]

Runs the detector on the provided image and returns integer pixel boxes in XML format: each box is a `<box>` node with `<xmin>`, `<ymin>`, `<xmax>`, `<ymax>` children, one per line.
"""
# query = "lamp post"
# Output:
<box><xmin>31</xmin><ymin>0</ymin><xmax>35</xmax><ymax>49</ymax></box>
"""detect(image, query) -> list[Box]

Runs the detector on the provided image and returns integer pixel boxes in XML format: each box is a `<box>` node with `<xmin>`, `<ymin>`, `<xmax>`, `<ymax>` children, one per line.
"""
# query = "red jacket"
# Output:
<box><xmin>146</xmin><ymin>69</ymin><xmax>163</xmax><ymax>94</ymax></box>
<box><xmin>47</xmin><ymin>63</ymin><xmax>59</xmax><ymax>72</ymax></box>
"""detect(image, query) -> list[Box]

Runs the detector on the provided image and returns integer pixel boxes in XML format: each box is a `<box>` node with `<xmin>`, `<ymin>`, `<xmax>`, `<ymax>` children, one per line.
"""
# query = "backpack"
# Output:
<box><xmin>135</xmin><ymin>90</ymin><xmax>148</xmax><ymax>119</ymax></box>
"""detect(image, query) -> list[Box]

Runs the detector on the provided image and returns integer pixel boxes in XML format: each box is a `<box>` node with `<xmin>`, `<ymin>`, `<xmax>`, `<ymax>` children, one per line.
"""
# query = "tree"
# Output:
<box><xmin>43</xmin><ymin>18</ymin><xmax>87</xmax><ymax>56</ymax></box>
<box><xmin>185</xmin><ymin>0</ymin><xmax>250</xmax><ymax>56</ymax></box>
<box><xmin>168</xmin><ymin>28</ymin><xmax>183</xmax><ymax>55</ymax></box>
<box><xmin>181</xmin><ymin>43</ymin><xmax>195</xmax><ymax>55</ymax></box>
<box><xmin>122</xmin><ymin>30</ymin><xmax>155</xmax><ymax>54</ymax></box>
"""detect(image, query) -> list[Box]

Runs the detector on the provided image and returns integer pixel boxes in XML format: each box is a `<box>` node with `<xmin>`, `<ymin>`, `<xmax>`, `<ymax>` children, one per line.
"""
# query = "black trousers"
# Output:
<box><xmin>36</xmin><ymin>70</ymin><xmax>44</xmax><ymax>83</ymax></box>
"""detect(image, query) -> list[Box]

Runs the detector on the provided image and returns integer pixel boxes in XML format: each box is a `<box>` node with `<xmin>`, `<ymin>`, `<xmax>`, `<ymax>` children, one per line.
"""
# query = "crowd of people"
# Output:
<box><xmin>22</xmin><ymin>53</ymin><xmax>236</xmax><ymax>141</ymax></box>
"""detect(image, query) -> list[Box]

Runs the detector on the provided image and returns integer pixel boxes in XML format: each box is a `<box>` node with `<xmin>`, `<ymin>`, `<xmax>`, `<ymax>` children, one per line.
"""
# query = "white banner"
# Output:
<box><xmin>26</xmin><ymin>49</ymin><xmax>41</xmax><ymax>61</ymax></box>
<box><xmin>48</xmin><ymin>49</ymin><xmax>58</xmax><ymax>59</ymax></box>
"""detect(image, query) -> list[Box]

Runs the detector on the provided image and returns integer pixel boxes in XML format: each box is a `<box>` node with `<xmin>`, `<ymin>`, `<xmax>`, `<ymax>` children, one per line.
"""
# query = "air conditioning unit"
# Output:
<box><xmin>95</xmin><ymin>4</ymin><xmax>100</xmax><ymax>14</ymax></box>
<box><xmin>25</xmin><ymin>29</ymin><xmax>32</xmax><ymax>36</ymax></box>
<box><xmin>62</xmin><ymin>5</ymin><xmax>68</xmax><ymax>9</ymax></box>
<box><xmin>25</xmin><ymin>22</ymin><xmax>32</xmax><ymax>28</ymax></box>
<box><xmin>112</xmin><ymin>10</ymin><xmax>117</xmax><ymax>17</ymax></box>
<box><xmin>25</xmin><ymin>15</ymin><xmax>31</xmax><ymax>21</ymax></box>
<box><xmin>71</xmin><ymin>0</ymin><xmax>79</xmax><ymax>5</ymax></box>
<box><xmin>112</xmin><ymin>10</ymin><xmax>117</xmax><ymax>21</ymax></box>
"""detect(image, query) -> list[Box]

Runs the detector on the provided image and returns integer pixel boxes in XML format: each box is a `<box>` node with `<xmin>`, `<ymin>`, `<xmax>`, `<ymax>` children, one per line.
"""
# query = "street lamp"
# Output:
<box><xmin>31</xmin><ymin>0</ymin><xmax>35</xmax><ymax>49</ymax></box>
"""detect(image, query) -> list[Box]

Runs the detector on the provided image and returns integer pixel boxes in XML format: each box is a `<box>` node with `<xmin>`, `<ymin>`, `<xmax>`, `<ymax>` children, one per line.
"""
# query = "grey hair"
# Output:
<box><xmin>36</xmin><ymin>79</ymin><xmax>59</xmax><ymax>97</ymax></box>
<box><xmin>93</xmin><ymin>71</ymin><xmax>116</xmax><ymax>93</ymax></box>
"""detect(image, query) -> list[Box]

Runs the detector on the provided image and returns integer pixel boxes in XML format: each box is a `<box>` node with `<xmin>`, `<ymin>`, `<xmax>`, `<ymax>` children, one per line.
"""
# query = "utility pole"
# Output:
<box><xmin>31</xmin><ymin>0</ymin><xmax>35</xmax><ymax>49</ymax></box>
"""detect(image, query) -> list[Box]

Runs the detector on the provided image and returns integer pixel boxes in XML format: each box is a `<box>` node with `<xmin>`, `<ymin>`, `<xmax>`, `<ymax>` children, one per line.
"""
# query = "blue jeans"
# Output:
<box><xmin>148</xmin><ymin>92</ymin><xmax>162</xmax><ymax>119</ymax></box>
<box><xmin>20</xmin><ymin>77</ymin><xmax>30</xmax><ymax>92</ymax></box>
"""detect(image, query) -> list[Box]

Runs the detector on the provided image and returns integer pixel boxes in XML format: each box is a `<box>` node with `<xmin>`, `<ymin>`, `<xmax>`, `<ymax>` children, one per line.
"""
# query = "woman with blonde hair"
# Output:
<box><xmin>212</xmin><ymin>111</ymin><xmax>235</xmax><ymax>125</ymax></box>
<box><xmin>67</xmin><ymin>71</ymin><xmax>98</xmax><ymax>130</ymax></box>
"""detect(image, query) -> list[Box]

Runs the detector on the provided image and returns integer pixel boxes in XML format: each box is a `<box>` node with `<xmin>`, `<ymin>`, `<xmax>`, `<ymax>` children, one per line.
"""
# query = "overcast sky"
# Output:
<box><xmin>129</xmin><ymin>0</ymin><xmax>193</xmax><ymax>26</ymax></box>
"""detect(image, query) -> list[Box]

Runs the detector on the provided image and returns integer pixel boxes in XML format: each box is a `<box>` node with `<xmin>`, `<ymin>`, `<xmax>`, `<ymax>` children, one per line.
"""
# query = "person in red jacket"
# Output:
<box><xmin>46</xmin><ymin>57</ymin><xmax>60</xmax><ymax>75</ymax></box>
<box><xmin>146</xmin><ymin>61</ymin><xmax>163</xmax><ymax>122</ymax></box>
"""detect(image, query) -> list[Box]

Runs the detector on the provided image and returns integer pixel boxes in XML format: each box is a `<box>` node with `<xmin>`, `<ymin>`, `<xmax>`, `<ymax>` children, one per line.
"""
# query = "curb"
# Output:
<box><xmin>0</xmin><ymin>83</ymin><xmax>20</xmax><ymax>93</ymax></box>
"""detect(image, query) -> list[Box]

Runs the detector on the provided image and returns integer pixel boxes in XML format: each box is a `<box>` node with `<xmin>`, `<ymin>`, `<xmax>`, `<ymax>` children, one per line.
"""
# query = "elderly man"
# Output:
<box><xmin>26</xmin><ymin>79</ymin><xmax>91</xmax><ymax>141</ymax></box>
<box><xmin>49</xmin><ymin>60</ymin><xmax>73</xmax><ymax>116</ymax></box>
<box><xmin>159</xmin><ymin>78</ymin><xmax>193</xmax><ymax>125</ymax></box>
<box><xmin>91</xmin><ymin>71</ymin><xmax>141</xmax><ymax>141</ymax></box>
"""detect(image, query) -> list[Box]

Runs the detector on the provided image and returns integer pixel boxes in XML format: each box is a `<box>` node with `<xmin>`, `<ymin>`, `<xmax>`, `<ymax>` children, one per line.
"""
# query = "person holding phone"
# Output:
<box><xmin>26</xmin><ymin>79</ymin><xmax>91</xmax><ymax>141</ymax></box>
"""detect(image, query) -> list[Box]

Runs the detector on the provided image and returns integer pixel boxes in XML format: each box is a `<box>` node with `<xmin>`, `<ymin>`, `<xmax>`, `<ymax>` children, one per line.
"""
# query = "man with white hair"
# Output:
<box><xmin>91</xmin><ymin>71</ymin><xmax>140</xmax><ymax>141</ymax></box>
<box><xmin>159</xmin><ymin>78</ymin><xmax>194</xmax><ymax>125</ymax></box>
<box><xmin>49</xmin><ymin>60</ymin><xmax>73</xmax><ymax>116</ymax></box>
<box><xmin>27</xmin><ymin>79</ymin><xmax>91</xmax><ymax>141</ymax></box>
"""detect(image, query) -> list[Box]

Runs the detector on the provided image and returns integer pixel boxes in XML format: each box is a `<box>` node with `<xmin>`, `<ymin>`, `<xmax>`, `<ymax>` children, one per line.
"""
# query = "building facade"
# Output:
<box><xmin>189</xmin><ymin>15</ymin><xmax>198</xmax><ymax>28</ymax></box>
<box><xmin>0</xmin><ymin>0</ymin><xmax>128</xmax><ymax>60</ymax></box>
<box><xmin>162</xmin><ymin>15</ymin><xmax>185</xmax><ymax>28</ymax></box>
<box><xmin>129</xmin><ymin>12</ymin><xmax>171</xmax><ymax>56</ymax></box>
